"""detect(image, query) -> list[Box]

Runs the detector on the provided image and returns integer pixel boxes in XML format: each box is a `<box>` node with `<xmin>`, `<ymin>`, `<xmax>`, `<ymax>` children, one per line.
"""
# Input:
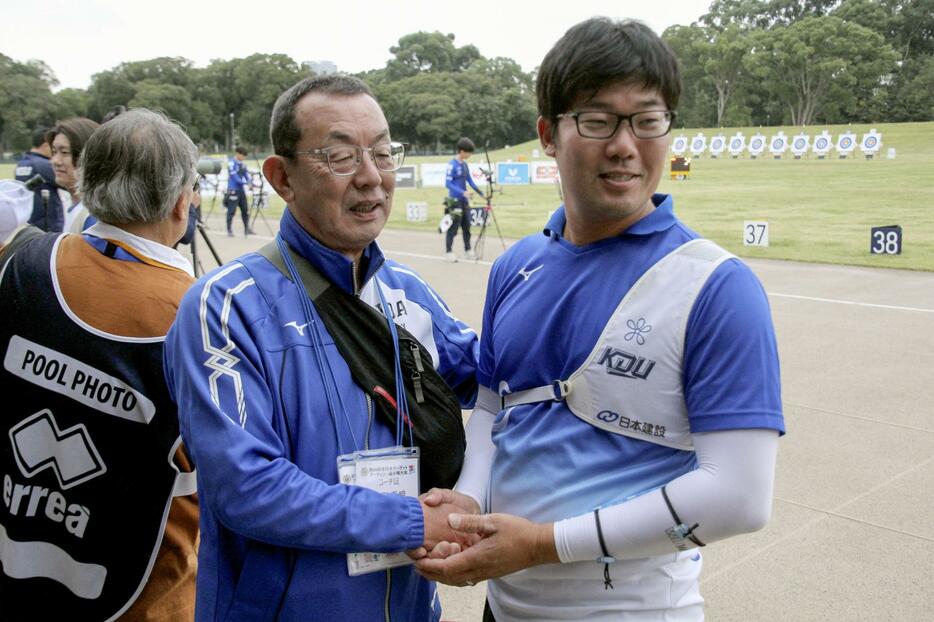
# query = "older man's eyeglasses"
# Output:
<box><xmin>291</xmin><ymin>142</ymin><xmax>406</xmax><ymax>176</ymax></box>
<box><xmin>557</xmin><ymin>110</ymin><xmax>676</xmax><ymax>140</ymax></box>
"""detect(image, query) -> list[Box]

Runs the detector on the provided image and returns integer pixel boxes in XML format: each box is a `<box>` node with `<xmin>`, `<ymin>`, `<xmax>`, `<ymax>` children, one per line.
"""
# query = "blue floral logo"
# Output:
<box><xmin>624</xmin><ymin>318</ymin><xmax>652</xmax><ymax>345</ymax></box>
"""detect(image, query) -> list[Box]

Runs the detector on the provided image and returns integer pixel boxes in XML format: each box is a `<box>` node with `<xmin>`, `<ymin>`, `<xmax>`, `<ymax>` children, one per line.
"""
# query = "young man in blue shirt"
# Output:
<box><xmin>443</xmin><ymin>137</ymin><xmax>485</xmax><ymax>262</ymax></box>
<box><xmin>416</xmin><ymin>18</ymin><xmax>784</xmax><ymax>622</ymax></box>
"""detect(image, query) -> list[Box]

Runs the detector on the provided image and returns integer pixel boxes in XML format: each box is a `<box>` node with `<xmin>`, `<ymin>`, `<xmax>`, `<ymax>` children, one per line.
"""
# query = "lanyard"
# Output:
<box><xmin>373</xmin><ymin>278</ymin><xmax>415</xmax><ymax>448</ymax></box>
<box><xmin>276</xmin><ymin>235</ymin><xmax>359</xmax><ymax>454</ymax></box>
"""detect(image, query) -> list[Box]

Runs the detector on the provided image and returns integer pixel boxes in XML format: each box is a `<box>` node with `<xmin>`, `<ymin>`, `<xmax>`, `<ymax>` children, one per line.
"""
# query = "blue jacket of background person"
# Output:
<box><xmin>226</xmin><ymin>157</ymin><xmax>252</xmax><ymax>192</ymax></box>
<box><xmin>445</xmin><ymin>158</ymin><xmax>484</xmax><ymax>201</ymax></box>
<box><xmin>14</xmin><ymin>151</ymin><xmax>63</xmax><ymax>232</ymax></box>
<box><xmin>164</xmin><ymin>209</ymin><xmax>479</xmax><ymax>621</ymax></box>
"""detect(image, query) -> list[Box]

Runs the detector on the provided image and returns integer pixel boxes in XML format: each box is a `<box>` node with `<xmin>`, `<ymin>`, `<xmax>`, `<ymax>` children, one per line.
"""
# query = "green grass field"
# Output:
<box><xmin>397</xmin><ymin>121</ymin><xmax>934</xmax><ymax>271</ymax></box>
<box><xmin>6</xmin><ymin>120</ymin><xmax>932</xmax><ymax>270</ymax></box>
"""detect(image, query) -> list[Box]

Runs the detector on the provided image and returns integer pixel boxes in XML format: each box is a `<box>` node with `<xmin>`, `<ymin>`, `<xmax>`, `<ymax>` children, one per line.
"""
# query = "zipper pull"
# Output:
<box><xmin>409</xmin><ymin>342</ymin><xmax>425</xmax><ymax>373</ymax></box>
<box><xmin>411</xmin><ymin>371</ymin><xmax>425</xmax><ymax>404</ymax></box>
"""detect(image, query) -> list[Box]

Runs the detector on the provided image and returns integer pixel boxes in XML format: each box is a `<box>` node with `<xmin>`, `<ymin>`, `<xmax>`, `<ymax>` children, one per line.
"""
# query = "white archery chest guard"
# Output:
<box><xmin>502</xmin><ymin>238</ymin><xmax>735</xmax><ymax>451</ymax></box>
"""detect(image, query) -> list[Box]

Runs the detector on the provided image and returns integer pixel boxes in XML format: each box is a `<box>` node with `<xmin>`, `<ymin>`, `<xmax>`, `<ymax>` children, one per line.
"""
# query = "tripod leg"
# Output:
<box><xmin>487</xmin><ymin>207</ymin><xmax>507</xmax><ymax>251</ymax></box>
<box><xmin>189</xmin><ymin>231</ymin><xmax>204</xmax><ymax>278</ymax></box>
<box><xmin>250</xmin><ymin>196</ymin><xmax>275</xmax><ymax>235</ymax></box>
<box><xmin>205</xmin><ymin>190</ymin><xmax>219</xmax><ymax>223</ymax></box>
<box><xmin>474</xmin><ymin>210</ymin><xmax>487</xmax><ymax>260</ymax></box>
<box><xmin>197</xmin><ymin>222</ymin><xmax>223</xmax><ymax>266</ymax></box>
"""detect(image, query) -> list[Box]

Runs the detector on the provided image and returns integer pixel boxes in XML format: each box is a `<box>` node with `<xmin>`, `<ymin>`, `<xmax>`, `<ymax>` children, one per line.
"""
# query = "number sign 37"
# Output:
<box><xmin>743</xmin><ymin>221</ymin><xmax>769</xmax><ymax>247</ymax></box>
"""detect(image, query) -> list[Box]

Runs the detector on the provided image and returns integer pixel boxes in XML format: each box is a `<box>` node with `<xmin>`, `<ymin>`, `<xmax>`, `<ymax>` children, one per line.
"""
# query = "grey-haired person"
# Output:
<box><xmin>0</xmin><ymin>108</ymin><xmax>200</xmax><ymax>620</ymax></box>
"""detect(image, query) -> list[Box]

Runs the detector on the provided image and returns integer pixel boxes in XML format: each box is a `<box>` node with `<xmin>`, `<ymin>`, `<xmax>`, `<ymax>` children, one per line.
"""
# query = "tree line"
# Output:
<box><xmin>664</xmin><ymin>0</ymin><xmax>933</xmax><ymax>128</ymax></box>
<box><xmin>0</xmin><ymin>31</ymin><xmax>535</xmax><ymax>156</ymax></box>
<box><xmin>1</xmin><ymin>1</ymin><xmax>930</xmax><ymax>155</ymax></box>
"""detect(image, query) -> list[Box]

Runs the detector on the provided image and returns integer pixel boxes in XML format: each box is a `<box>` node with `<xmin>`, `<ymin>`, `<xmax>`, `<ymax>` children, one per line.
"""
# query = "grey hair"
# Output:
<box><xmin>270</xmin><ymin>74</ymin><xmax>375</xmax><ymax>156</ymax></box>
<box><xmin>78</xmin><ymin>108</ymin><xmax>197</xmax><ymax>225</ymax></box>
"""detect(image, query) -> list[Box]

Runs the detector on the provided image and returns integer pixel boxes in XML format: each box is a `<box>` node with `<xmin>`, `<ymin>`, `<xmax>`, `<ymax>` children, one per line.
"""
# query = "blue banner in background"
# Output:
<box><xmin>495</xmin><ymin>162</ymin><xmax>530</xmax><ymax>185</ymax></box>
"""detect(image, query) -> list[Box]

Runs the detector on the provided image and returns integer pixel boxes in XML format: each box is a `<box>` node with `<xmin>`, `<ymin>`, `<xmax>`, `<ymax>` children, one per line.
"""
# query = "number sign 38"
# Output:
<box><xmin>870</xmin><ymin>226</ymin><xmax>902</xmax><ymax>255</ymax></box>
<box><xmin>743</xmin><ymin>221</ymin><xmax>769</xmax><ymax>247</ymax></box>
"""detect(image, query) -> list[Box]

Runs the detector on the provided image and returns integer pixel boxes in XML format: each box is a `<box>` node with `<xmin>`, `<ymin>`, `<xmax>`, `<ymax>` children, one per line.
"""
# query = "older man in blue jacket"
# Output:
<box><xmin>165</xmin><ymin>75</ymin><xmax>479</xmax><ymax>621</ymax></box>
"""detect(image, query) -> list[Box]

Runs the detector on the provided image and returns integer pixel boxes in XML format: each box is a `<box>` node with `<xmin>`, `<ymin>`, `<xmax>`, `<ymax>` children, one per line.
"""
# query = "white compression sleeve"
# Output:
<box><xmin>453</xmin><ymin>386</ymin><xmax>498</xmax><ymax>513</ymax></box>
<box><xmin>554</xmin><ymin>428</ymin><xmax>779</xmax><ymax>563</ymax></box>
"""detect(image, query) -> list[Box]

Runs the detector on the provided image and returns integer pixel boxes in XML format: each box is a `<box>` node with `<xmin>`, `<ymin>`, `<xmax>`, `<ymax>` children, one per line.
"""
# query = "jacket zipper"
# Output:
<box><xmin>364</xmin><ymin>394</ymin><xmax>373</xmax><ymax>450</ymax></box>
<box><xmin>359</xmin><ymin>262</ymin><xmax>394</xmax><ymax>622</ymax></box>
<box><xmin>384</xmin><ymin>568</ymin><xmax>392</xmax><ymax>622</ymax></box>
<box><xmin>353</xmin><ymin>254</ymin><xmax>384</xmax><ymax>296</ymax></box>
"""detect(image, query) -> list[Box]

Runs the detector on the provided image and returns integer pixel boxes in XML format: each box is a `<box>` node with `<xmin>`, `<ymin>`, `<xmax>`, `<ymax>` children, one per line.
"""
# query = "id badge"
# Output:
<box><xmin>339</xmin><ymin>446</ymin><xmax>420</xmax><ymax>576</ymax></box>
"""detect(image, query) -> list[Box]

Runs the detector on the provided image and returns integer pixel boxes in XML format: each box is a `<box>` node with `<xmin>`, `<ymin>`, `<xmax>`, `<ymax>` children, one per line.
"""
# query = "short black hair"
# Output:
<box><xmin>456</xmin><ymin>137</ymin><xmax>476</xmax><ymax>153</ymax></box>
<box><xmin>235</xmin><ymin>146</ymin><xmax>248</xmax><ymax>156</ymax></box>
<box><xmin>269</xmin><ymin>74</ymin><xmax>375</xmax><ymax>157</ymax></box>
<box><xmin>536</xmin><ymin>18</ymin><xmax>681</xmax><ymax>123</ymax></box>
<box><xmin>31</xmin><ymin>127</ymin><xmax>50</xmax><ymax>148</ymax></box>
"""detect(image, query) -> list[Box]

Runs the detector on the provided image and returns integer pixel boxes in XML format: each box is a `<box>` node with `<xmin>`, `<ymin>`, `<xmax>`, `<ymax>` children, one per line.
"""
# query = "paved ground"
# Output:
<box><xmin>193</xmin><ymin>212</ymin><xmax>934</xmax><ymax>621</ymax></box>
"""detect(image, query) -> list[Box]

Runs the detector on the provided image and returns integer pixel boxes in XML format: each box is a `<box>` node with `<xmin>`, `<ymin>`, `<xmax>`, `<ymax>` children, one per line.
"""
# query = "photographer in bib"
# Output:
<box><xmin>416</xmin><ymin>18</ymin><xmax>784</xmax><ymax>622</ymax></box>
<box><xmin>0</xmin><ymin>108</ymin><xmax>200</xmax><ymax>621</ymax></box>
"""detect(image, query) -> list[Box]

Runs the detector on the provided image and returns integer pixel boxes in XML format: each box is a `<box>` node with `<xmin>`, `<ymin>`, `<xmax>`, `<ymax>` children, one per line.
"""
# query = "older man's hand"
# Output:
<box><xmin>406</xmin><ymin>489</ymin><xmax>481</xmax><ymax>560</ymax></box>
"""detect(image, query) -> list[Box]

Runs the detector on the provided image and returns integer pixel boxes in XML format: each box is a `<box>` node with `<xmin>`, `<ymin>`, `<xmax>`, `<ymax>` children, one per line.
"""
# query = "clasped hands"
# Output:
<box><xmin>407</xmin><ymin>488</ymin><xmax>558</xmax><ymax>587</ymax></box>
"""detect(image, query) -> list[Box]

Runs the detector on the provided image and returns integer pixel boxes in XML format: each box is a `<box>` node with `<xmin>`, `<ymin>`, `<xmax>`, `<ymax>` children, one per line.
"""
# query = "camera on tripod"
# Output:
<box><xmin>197</xmin><ymin>158</ymin><xmax>223</xmax><ymax>176</ymax></box>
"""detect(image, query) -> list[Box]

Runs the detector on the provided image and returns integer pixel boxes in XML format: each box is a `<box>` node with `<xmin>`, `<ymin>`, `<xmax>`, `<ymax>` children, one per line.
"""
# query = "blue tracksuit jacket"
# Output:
<box><xmin>164</xmin><ymin>209</ymin><xmax>478</xmax><ymax>621</ymax></box>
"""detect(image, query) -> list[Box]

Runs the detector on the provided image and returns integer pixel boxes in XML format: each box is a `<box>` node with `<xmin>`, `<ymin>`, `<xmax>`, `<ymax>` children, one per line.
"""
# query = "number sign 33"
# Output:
<box><xmin>743</xmin><ymin>221</ymin><xmax>769</xmax><ymax>247</ymax></box>
<box><xmin>870</xmin><ymin>225</ymin><xmax>902</xmax><ymax>255</ymax></box>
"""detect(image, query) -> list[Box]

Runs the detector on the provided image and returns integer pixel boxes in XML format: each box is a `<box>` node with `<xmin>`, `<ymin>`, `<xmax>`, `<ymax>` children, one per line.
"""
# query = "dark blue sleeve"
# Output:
<box><xmin>38</xmin><ymin>157</ymin><xmax>64</xmax><ymax>233</ymax></box>
<box><xmin>17</xmin><ymin>155</ymin><xmax>63</xmax><ymax>232</ymax></box>
<box><xmin>683</xmin><ymin>259</ymin><xmax>784</xmax><ymax>434</ymax></box>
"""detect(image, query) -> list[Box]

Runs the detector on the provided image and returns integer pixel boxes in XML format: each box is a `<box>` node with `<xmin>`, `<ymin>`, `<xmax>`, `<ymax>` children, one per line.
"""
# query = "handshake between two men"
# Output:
<box><xmin>411</xmin><ymin>489</ymin><xmax>560</xmax><ymax>587</ymax></box>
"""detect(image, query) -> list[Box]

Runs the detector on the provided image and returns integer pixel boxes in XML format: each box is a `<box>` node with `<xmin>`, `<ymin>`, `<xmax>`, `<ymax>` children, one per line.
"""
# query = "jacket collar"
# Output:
<box><xmin>278</xmin><ymin>207</ymin><xmax>384</xmax><ymax>294</ymax></box>
<box><xmin>84</xmin><ymin>221</ymin><xmax>194</xmax><ymax>276</ymax></box>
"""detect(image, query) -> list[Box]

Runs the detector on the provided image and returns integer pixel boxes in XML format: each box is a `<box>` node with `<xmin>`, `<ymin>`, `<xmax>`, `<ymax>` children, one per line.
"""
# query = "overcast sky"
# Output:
<box><xmin>3</xmin><ymin>1</ymin><xmax>712</xmax><ymax>91</ymax></box>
